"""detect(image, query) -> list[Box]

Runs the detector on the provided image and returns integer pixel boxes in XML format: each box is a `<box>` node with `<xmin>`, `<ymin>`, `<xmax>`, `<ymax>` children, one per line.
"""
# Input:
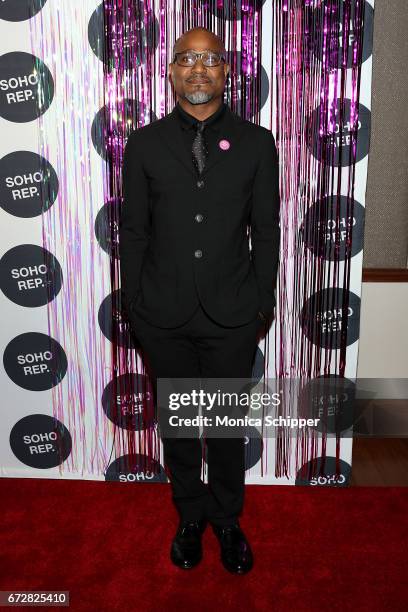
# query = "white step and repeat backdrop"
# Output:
<box><xmin>0</xmin><ymin>0</ymin><xmax>374</xmax><ymax>485</ymax></box>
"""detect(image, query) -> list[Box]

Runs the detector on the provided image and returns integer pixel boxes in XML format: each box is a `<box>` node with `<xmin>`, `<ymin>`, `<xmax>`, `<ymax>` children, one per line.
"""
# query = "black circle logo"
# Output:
<box><xmin>10</xmin><ymin>414</ymin><xmax>72</xmax><ymax>469</ymax></box>
<box><xmin>0</xmin><ymin>0</ymin><xmax>48</xmax><ymax>22</ymax></box>
<box><xmin>0</xmin><ymin>151</ymin><xmax>58</xmax><ymax>218</ymax></box>
<box><xmin>224</xmin><ymin>52</ymin><xmax>269</xmax><ymax>119</ymax></box>
<box><xmin>0</xmin><ymin>244</ymin><xmax>63</xmax><ymax>307</ymax></box>
<box><xmin>305</xmin><ymin>0</ymin><xmax>374</xmax><ymax>69</ymax></box>
<box><xmin>102</xmin><ymin>373</ymin><xmax>156</xmax><ymax>431</ymax></box>
<box><xmin>98</xmin><ymin>289</ymin><xmax>141</xmax><ymax>350</ymax></box>
<box><xmin>300</xmin><ymin>287</ymin><xmax>361</xmax><ymax>349</ymax></box>
<box><xmin>0</xmin><ymin>52</ymin><xmax>54</xmax><ymax>122</ymax></box>
<box><xmin>105</xmin><ymin>453</ymin><xmax>168</xmax><ymax>482</ymax></box>
<box><xmin>306</xmin><ymin>98</ymin><xmax>371</xmax><ymax>166</ymax></box>
<box><xmin>3</xmin><ymin>332</ymin><xmax>68</xmax><ymax>391</ymax></box>
<box><xmin>300</xmin><ymin>195</ymin><xmax>365</xmax><ymax>260</ymax></box>
<box><xmin>299</xmin><ymin>375</ymin><xmax>359</xmax><ymax>435</ymax></box>
<box><xmin>88</xmin><ymin>1</ymin><xmax>159</xmax><ymax>70</ymax></box>
<box><xmin>296</xmin><ymin>455</ymin><xmax>351</xmax><ymax>486</ymax></box>
<box><xmin>91</xmin><ymin>100</ymin><xmax>157</xmax><ymax>164</ymax></box>
<box><xmin>94</xmin><ymin>198</ymin><xmax>121</xmax><ymax>259</ymax></box>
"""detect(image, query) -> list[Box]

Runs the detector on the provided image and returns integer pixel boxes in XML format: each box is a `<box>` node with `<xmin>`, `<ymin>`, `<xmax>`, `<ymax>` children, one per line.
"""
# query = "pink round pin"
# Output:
<box><xmin>218</xmin><ymin>139</ymin><xmax>230</xmax><ymax>151</ymax></box>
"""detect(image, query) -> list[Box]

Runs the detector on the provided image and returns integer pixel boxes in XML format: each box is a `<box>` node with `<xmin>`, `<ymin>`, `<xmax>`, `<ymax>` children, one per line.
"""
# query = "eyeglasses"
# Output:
<box><xmin>173</xmin><ymin>50</ymin><xmax>226</xmax><ymax>67</ymax></box>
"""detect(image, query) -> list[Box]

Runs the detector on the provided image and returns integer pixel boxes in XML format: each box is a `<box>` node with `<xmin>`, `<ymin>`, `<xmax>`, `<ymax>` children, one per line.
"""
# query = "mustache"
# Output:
<box><xmin>186</xmin><ymin>77</ymin><xmax>212</xmax><ymax>82</ymax></box>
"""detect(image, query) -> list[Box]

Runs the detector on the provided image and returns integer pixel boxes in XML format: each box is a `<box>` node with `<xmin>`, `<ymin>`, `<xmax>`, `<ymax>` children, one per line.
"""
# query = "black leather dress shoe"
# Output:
<box><xmin>212</xmin><ymin>523</ymin><xmax>253</xmax><ymax>574</ymax></box>
<box><xmin>170</xmin><ymin>519</ymin><xmax>207</xmax><ymax>569</ymax></box>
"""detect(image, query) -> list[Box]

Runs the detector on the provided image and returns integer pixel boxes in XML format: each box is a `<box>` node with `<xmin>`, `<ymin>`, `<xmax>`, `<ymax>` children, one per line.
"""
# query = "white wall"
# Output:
<box><xmin>357</xmin><ymin>282</ymin><xmax>408</xmax><ymax>377</ymax></box>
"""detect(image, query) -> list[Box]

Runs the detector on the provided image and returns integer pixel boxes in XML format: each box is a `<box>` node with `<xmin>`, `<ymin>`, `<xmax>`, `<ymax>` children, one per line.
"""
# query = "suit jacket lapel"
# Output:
<box><xmin>159</xmin><ymin>104</ymin><xmax>245</xmax><ymax>179</ymax></box>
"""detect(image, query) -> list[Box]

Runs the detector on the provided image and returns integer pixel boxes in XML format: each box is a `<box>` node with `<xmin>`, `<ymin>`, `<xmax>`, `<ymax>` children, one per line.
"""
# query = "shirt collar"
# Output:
<box><xmin>175</xmin><ymin>100</ymin><xmax>227</xmax><ymax>133</ymax></box>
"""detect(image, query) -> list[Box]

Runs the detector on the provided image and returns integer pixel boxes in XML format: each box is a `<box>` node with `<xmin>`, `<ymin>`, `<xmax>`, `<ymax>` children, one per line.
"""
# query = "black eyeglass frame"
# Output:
<box><xmin>172</xmin><ymin>49</ymin><xmax>227</xmax><ymax>67</ymax></box>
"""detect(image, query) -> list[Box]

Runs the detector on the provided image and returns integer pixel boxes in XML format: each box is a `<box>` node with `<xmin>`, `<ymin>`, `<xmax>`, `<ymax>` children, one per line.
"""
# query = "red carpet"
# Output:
<box><xmin>1</xmin><ymin>478</ymin><xmax>407</xmax><ymax>611</ymax></box>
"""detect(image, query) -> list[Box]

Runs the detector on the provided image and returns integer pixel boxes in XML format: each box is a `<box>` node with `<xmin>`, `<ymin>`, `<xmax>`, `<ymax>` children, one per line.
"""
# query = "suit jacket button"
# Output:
<box><xmin>195</xmin><ymin>213</ymin><xmax>204</xmax><ymax>222</ymax></box>
<box><xmin>197</xmin><ymin>179</ymin><xmax>204</xmax><ymax>188</ymax></box>
<box><xmin>194</xmin><ymin>249</ymin><xmax>202</xmax><ymax>258</ymax></box>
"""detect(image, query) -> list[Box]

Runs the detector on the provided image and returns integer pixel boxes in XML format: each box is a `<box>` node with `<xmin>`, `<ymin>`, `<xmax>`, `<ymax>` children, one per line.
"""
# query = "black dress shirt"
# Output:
<box><xmin>175</xmin><ymin>101</ymin><xmax>228</xmax><ymax>170</ymax></box>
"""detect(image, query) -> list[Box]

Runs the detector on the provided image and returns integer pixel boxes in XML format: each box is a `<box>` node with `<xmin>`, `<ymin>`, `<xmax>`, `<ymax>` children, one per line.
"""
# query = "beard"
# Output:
<box><xmin>184</xmin><ymin>90</ymin><xmax>213</xmax><ymax>104</ymax></box>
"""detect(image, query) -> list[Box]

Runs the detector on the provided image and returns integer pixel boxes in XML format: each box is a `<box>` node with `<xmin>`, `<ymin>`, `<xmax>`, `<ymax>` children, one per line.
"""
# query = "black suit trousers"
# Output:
<box><xmin>130</xmin><ymin>300</ymin><xmax>264</xmax><ymax>526</ymax></box>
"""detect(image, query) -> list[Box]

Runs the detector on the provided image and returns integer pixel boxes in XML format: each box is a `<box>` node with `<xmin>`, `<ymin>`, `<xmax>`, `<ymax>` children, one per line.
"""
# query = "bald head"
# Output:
<box><xmin>172</xmin><ymin>27</ymin><xmax>226</xmax><ymax>59</ymax></box>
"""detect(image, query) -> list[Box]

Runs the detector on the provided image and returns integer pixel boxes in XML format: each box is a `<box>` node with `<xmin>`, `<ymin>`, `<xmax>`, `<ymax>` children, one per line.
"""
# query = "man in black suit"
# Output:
<box><xmin>119</xmin><ymin>26</ymin><xmax>280</xmax><ymax>574</ymax></box>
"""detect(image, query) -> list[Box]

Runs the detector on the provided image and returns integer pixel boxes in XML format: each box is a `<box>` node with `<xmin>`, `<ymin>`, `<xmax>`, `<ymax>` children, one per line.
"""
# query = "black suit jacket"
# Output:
<box><xmin>119</xmin><ymin>103</ymin><xmax>280</xmax><ymax>329</ymax></box>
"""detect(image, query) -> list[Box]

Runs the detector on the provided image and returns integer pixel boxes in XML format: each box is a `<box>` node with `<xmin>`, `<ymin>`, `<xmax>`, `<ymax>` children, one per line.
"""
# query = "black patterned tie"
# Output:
<box><xmin>192</xmin><ymin>121</ymin><xmax>208</xmax><ymax>176</ymax></box>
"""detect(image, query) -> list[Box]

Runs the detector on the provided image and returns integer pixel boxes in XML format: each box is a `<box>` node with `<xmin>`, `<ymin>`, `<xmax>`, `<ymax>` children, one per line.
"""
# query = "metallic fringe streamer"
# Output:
<box><xmin>274</xmin><ymin>0</ymin><xmax>366</xmax><ymax>479</ymax></box>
